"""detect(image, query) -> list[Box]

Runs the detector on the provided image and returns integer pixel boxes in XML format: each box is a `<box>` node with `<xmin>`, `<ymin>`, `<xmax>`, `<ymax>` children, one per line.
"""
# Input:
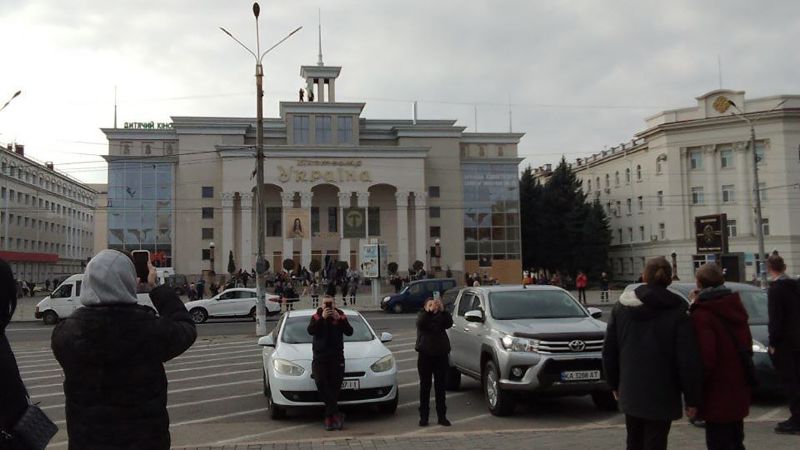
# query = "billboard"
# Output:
<box><xmin>285</xmin><ymin>208</ymin><xmax>310</xmax><ymax>239</ymax></box>
<box><xmin>343</xmin><ymin>207</ymin><xmax>366</xmax><ymax>238</ymax></box>
<box><xmin>695</xmin><ymin>214</ymin><xmax>728</xmax><ymax>254</ymax></box>
<box><xmin>361</xmin><ymin>243</ymin><xmax>388</xmax><ymax>278</ymax></box>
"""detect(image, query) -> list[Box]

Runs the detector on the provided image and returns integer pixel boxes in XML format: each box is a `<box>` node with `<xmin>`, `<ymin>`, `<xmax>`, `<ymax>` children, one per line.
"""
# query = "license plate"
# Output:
<box><xmin>560</xmin><ymin>370</ymin><xmax>600</xmax><ymax>381</ymax></box>
<box><xmin>341</xmin><ymin>379</ymin><xmax>360</xmax><ymax>390</ymax></box>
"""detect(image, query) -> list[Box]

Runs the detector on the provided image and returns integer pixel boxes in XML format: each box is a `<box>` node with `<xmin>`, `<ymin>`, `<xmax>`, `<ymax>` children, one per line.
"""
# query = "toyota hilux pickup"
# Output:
<box><xmin>446</xmin><ymin>285</ymin><xmax>616</xmax><ymax>416</ymax></box>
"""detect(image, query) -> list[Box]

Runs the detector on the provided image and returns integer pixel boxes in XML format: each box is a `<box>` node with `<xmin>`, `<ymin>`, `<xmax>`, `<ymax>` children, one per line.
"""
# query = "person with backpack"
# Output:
<box><xmin>689</xmin><ymin>263</ymin><xmax>752</xmax><ymax>449</ymax></box>
<box><xmin>766</xmin><ymin>253</ymin><xmax>800</xmax><ymax>434</ymax></box>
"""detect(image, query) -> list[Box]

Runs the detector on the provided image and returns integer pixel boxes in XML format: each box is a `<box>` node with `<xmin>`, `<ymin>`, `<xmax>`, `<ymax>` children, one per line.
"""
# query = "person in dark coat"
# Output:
<box><xmin>307</xmin><ymin>296</ymin><xmax>353</xmax><ymax>431</ymax></box>
<box><xmin>416</xmin><ymin>297</ymin><xmax>453</xmax><ymax>427</ymax></box>
<box><xmin>689</xmin><ymin>263</ymin><xmax>752</xmax><ymax>449</ymax></box>
<box><xmin>602</xmin><ymin>256</ymin><xmax>703</xmax><ymax>450</ymax></box>
<box><xmin>51</xmin><ymin>250</ymin><xmax>197</xmax><ymax>450</ymax></box>
<box><xmin>0</xmin><ymin>258</ymin><xmax>32</xmax><ymax>450</ymax></box>
<box><xmin>766</xmin><ymin>253</ymin><xmax>800</xmax><ymax>434</ymax></box>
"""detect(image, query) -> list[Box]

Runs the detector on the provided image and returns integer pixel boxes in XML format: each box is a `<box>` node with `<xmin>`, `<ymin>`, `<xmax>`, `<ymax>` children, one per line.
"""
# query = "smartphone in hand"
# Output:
<box><xmin>132</xmin><ymin>250</ymin><xmax>150</xmax><ymax>282</ymax></box>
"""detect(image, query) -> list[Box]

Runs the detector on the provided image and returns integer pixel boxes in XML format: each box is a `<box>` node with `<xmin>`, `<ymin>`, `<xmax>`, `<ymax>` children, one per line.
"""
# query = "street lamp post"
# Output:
<box><xmin>221</xmin><ymin>3</ymin><xmax>301</xmax><ymax>336</ymax></box>
<box><xmin>670</xmin><ymin>251</ymin><xmax>679</xmax><ymax>281</ymax></box>
<box><xmin>209</xmin><ymin>242</ymin><xmax>216</xmax><ymax>273</ymax></box>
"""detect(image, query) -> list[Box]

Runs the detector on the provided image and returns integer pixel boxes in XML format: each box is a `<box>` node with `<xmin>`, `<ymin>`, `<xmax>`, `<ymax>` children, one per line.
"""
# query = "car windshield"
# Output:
<box><xmin>489</xmin><ymin>290</ymin><xmax>586</xmax><ymax>320</ymax></box>
<box><xmin>281</xmin><ymin>315</ymin><xmax>375</xmax><ymax>344</ymax></box>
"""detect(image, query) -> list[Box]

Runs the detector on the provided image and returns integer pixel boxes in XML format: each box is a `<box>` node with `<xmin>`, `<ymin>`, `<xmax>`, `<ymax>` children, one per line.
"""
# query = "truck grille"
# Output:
<box><xmin>513</xmin><ymin>332</ymin><xmax>604</xmax><ymax>354</ymax></box>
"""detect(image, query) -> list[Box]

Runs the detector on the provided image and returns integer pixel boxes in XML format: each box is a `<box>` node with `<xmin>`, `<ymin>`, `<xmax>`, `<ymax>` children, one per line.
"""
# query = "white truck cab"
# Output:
<box><xmin>35</xmin><ymin>274</ymin><xmax>156</xmax><ymax>325</ymax></box>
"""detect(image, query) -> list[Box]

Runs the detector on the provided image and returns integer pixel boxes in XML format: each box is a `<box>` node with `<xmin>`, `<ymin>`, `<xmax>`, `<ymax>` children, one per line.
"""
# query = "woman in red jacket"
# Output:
<box><xmin>689</xmin><ymin>263</ymin><xmax>752</xmax><ymax>450</ymax></box>
<box><xmin>576</xmin><ymin>271</ymin><xmax>588</xmax><ymax>305</ymax></box>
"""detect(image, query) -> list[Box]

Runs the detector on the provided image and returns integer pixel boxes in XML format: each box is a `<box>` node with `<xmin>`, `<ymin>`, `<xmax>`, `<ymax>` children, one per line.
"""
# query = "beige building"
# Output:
<box><xmin>87</xmin><ymin>183</ymin><xmax>108</xmax><ymax>256</ymax></box>
<box><xmin>538</xmin><ymin>90</ymin><xmax>800</xmax><ymax>281</ymax></box>
<box><xmin>0</xmin><ymin>143</ymin><xmax>97</xmax><ymax>283</ymax></box>
<box><xmin>101</xmin><ymin>62</ymin><xmax>525</xmax><ymax>283</ymax></box>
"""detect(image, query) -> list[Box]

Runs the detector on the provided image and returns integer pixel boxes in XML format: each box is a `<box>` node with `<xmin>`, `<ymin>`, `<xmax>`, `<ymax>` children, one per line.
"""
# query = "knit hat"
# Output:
<box><xmin>80</xmin><ymin>249</ymin><xmax>138</xmax><ymax>306</ymax></box>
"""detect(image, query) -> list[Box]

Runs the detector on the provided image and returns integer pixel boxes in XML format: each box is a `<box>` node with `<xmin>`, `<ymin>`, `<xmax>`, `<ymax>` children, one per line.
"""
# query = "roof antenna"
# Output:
<box><xmin>113</xmin><ymin>85</ymin><xmax>118</xmax><ymax>129</ymax></box>
<box><xmin>717</xmin><ymin>54</ymin><xmax>723</xmax><ymax>89</ymax></box>
<box><xmin>317</xmin><ymin>9</ymin><xmax>324</xmax><ymax>66</ymax></box>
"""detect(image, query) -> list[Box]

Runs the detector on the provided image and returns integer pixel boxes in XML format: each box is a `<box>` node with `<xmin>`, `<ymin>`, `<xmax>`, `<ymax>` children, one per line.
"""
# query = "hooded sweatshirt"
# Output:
<box><xmin>52</xmin><ymin>250</ymin><xmax>196</xmax><ymax>450</ymax></box>
<box><xmin>767</xmin><ymin>275</ymin><xmax>800</xmax><ymax>350</ymax></box>
<box><xmin>0</xmin><ymin>258</ymin><xmax>29</xmax><ymax>442</ymax></box>
<box><xmin>602</xmin><ymin>284</ymin><xmax>703</xmax><ymax>421</ymax></box>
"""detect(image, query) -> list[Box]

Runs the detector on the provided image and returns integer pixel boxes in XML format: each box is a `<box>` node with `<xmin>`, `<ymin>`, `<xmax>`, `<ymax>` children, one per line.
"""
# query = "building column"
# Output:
<box><xmin>703</xmin><ymin>145</ymin><xmax>719</xmax><ymax>213</ymax></box>
<box><xmin>338</xmin><ymin>191</ymin><xmax>351</xmax><ymax>265</ymax></box>
<box><xmin>329</xmin><ymin>79</ymin><xmax>336</xmax><ymax>102</ymax></box>
<box><xmin>281</xmin><ymin>192</ymin><xmax>295</xmax><ymax>269</ymax></box>
<box><xmin>734</xmin><ymin>142</ymin><xmax>752</xmax><ymax>236</ymax></box>
<box><xmin>395</xmin><ymin>191</ymin><xmax>410</xmax><ymax>273</ymax></box>
<box><xmin>299</xmin><ymin>191</ymin><xmax>314</xmax><ymax>269</ymax></box>
<box><xmin>239</xmin><ymin>192</ymin><xmax>254</xmax><ymax>271</ymax></box>
<box><xmin>413</xmin><ymin>192</ymin><xmax>428</xmax><ymax>267</ymax></box>
<box><xmin>221</xmin><ymin>192</ymin><xmax>235</xmax><ymax>273</ymax></box>
<box><xmin>318</xmin><ymin>79</ymin><xmax>325</xmax><ymax>102</ymax></box>
<box><xmin>356</xmin><ymin>191</ymin><xmax>370</xmax><ymax>269</ymax></box>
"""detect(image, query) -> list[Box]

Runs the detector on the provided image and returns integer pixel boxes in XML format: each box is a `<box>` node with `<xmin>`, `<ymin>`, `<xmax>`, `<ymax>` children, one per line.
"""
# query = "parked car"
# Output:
<box><xmin>621</xmin><ymin>282</ymin><xmax>780</xmax><ymax>394</ymax></box>
<box><xmin>258</xmin><ymin>309</ymin><xmax>398</xmax><ymax>419</ymax></box>
<box><xmin>446</xmin><ymin>285</ymin><xmax>614</xmax><ymax>416</ymax></box>
<box><xmin>441</xmin><ymin>286</ymin><xmax>461</xmax><ymax>314</ymax></box>
<box><xmin>35</xmin><ymin>274</ymin><xmax>156</xmax><ymax>325</ymax></box>
<box><xmin>184</xmin><ymin>288</ymin><xmax>281</xmax><ymax>323</ymax></box>
<box><xmin>380</xmin><ymin>278</ymin><xmax>457</xmax><ymax>313</ymax></box>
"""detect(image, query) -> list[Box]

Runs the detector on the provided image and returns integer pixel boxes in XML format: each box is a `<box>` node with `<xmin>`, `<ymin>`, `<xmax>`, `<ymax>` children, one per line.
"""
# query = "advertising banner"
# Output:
<box><xmin>695</xmin><ymin>214</ymin><xmax>728</xmax><ymax>254</ymax></box>
<box><xmin>285</xmin><ymin>208</ymin><xmax>311</xmax><ymax>240</ymax></box>
<box><xmin>343</xmin><ymin>207</ymin><xmax>366</xmax><ymax>238</ymax></box>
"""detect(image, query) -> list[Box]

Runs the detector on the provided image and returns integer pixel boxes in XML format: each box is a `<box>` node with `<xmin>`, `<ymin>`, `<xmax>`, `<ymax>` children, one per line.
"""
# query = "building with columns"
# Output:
<box><xmin>535</xmin><ymin>90</ymin><xmax>800</xmax><ymax>281</ymax></box>
<box><xmin>101</xmin><ymin>62</ymin><xmax>525</xmax><ymax>283</ymax></box>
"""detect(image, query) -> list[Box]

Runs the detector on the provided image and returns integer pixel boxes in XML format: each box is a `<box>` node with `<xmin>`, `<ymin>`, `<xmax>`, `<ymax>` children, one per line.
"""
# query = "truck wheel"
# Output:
<box><xmin>392</xmin><ymin>303</ymin><xmax>403</xmax><ymax>314</ymax></box>
<box><xmin>189</xmin><ymin>308</ymin><xmax>208</xmax><ymax>324</ymax></box>
<box><xmin>42</xmin><ymin>311</ymin><xmax>58</xmax><ymax>325</ymax></box>
<box><xmin>591</xmin><ymin>391</ymin><xmax>618</xmax><ymax>411</ymax></box>
<box><xmin>483</xmin><ymin>360</ymin><xmax>515</xmax><ymax>416</ymax></box>
<box><xmin>446</xmin><ymin>366</ymin><xmax>461</xmax><ymax>391</ymax></box>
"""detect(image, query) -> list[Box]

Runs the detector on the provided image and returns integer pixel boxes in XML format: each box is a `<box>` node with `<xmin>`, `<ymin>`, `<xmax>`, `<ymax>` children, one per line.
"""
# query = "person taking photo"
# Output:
<box><xmin>416</xmin><ymin>297</ymin><xmax>453</xmax><ymax>427</ymax></box>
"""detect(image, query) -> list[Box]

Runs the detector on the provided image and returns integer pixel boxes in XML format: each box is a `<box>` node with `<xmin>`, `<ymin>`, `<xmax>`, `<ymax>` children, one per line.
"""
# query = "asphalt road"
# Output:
<box><xmin>7</xmin><ymin>308</ymin><xmax>792</xmax><ymax>449</ymax></box>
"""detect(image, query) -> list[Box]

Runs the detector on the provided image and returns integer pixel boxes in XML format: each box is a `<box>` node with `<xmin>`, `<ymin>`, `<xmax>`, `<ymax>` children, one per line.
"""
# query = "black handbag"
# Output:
<box><xmin>2</xmin><ymin>398</ymin><xmax>58</xmax><ymax>450</ymax></box>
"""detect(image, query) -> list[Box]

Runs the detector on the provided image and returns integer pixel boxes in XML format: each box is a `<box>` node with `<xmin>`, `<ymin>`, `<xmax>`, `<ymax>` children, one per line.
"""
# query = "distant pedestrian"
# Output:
<box><xmin>416</xmin><ymin>297</ymin><xmax>453</xmax><ymax>427</ymax></box>
<box><xmin>196</xmin><ymin>279</ymin><xmax>205</xmax><ymax>300</ymax></box>
<box><xmin>52</xmin><ymin>250</ymin><xmax>196</xmax><ymax>449</ymax></box>
<box><xmin>310</xmin><ymin>281</ymin><xmax>320</xmax><ymax>308</ymax></box>
<box><xmin>45</xmin><ymin>278</ymin><xmax>51</xmax><ymax>292</ymax></box>
<box><xmin>600</xmin><ymin>272</ymin><xmax>610</xmax><ymax>303</ymax></box>
<box><xmin>602</xmin><ymin>256</ymin><xmax>703</xmax><ymax>450</ymax></box>
<box><xmin>689</xmin><ymin>263</ymin><xmax>752</xmax><ymax>449</ymax></box>
<box><xmin>576</xmin><ymin>271</ymin><xmax>588</xmax><ymax>305</ymax></box>
<box><xmin>283</xmin><ymin>282</ymin><xmax>297</xmax><ymax>312</ymax></box>
<box><xmin>348</xmin><ymin>278</ymin><xmax>358</xmax><ymax>306</ymax></box>
<box><xmin>766</xmin><ymin>253</ymin><xmax>800</xmax><ymax>435</ymax></box>
<box><xmin>307</xmin><ymin>296</ymin><xmax>353</xmax><ymax>431</ymax></box>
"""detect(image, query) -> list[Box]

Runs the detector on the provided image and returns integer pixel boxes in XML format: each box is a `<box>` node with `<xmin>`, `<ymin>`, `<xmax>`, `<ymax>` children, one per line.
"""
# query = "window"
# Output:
<box><xmin>720</xmin><ymin>148</ymin><xmax>734</xmax><ymax>168</ymax></box>
<box><xmin>428</xmin><ymin>186</ymin><xmax>440</xmax><ymax>198</ymax></box>
<box><xmin>266</xmin><ymin>207</ymin><xmax>282</xmax><ymax>237</ymax></box>
<box><xmin>327</xmin><ymin>207</ymin><xmax>338</xmax><ymax>233</ymax></box>
<box><xmin>201</xmin><ymin>207</ymin><xmax>214</xmax><ymax>219</ymax></box>
<box><xmin>605</xmin><ymin>174</ymin><xmax>610</xmax><ymax>188</ymax></box>
<box><xmin>430</xmin><ymin>226</ymin><xmax>441</xmax><ymax>238</ymax></box>
<box><xmin>637</xmin><ymin>196</ymin><xmax>643</xmax><ymax>212</ymax></box>
<box><xmin>368</xmin><ymin>207</ymin><xmax>380</xmax><ymax>236</ymax></box>
<box><xmin>316</xmin><ymin>115</ymin><xmax>332</xmax><ymax>144</ymax></box>
<box><xmin>689</xmin><ymin>149</ymin><xmax>703</xmax><ymax>170</ymax></box>
<box><xmin>626</xmin><ymin>198</ymin><xmax>632</xmax><ymax>215</ymax></box>
<box><xmin>478</xmin><ymin>145</ymin><xmax>486</xmax><ymax>157</ymax></box>
<box><xmin>691</xmin><ymin>187</ymin><xmax>705</xmax><ymax>205</ymax></box>
<box><xmin>625</xmin><ymin>168</ymin><xmax>631</xmax><ymax>184</ymax></box>
<box><xmin>201</xmin><ymin>249</ymin><xmax>211</xmax><ymax>260</ymax></box>
<box><xmin>636</xmin><ymin>164</ymin><xmax>642</xmax><ymax>181</ymax></box>
<box><xmin>628</xmin><ymin>227</ymin><xmax>633</xmax><ymax>242</ymax></box>
<box><xmin>202</xmin><ymin>228</ymin><xmax>214</xmax><ymax>239</ymax></box>
<box><xmin>618</xmin><ymin>229</ymin><xmax>623</xmax><ymax>243</ymax></box>
<box><xmin>429</xmin><ymin>207</ymin><xmax>441</xmax><ymax>218</ymax></box>
<box><xmin>615</xmin><ymin>201</ymin><xmax>621</xmax><ymax>217</ymax></box>
<box><xmin>144</xmin><ymin>143</ymin><xmax>152</xmax><ymax>155</ymax></box>
<box><xmin>337</xmin><ymin>116</ymin><xmax>353</xmax><ymax>144</ymax></box>
<box><xmin>587</xmin><ymin>180</ymin><xmax>591</xmax><ymax>192</ymax></box>
<box><xmin>457</xmin><ymin>293</ymin><xmax>475</xmax><ymax>316</ymax></box>
<box><xmin>755</xmin><ymin>142</ymin><xmax>765</xmax><ymax>165</ymax></box>
<box><xmin>762</xmin><ymin>218</ymin><xmax>770</xmax><ymax>236</ymax></box>
<box><xmin>639</xmin><ymin>226</ymin><xmax>645</xmax><ymax>241</ymax></box>
<box><xmin>727</xmin><ymin>220</ymin><xmax>737</xmax><ymax>238</ymax></box>
<box><xmin>311</xmin><ymin>207</ymin><xmax>320</xmax><ymax>234</ymax></box>
<box><xmin>659</xmin><ymin>223</ymin><xmax>666</xmax><ymax>240</ymax></box>
<box><xmin>122</xmin><ymin>143</ymin><xmax>131</xmax><ymax>155</ymax></box>
<box><xmin>292</xmin><ymin>115</ymin><xmax>309</xmax><ymax>144</ymax></box>
<box><xmin>758</xmin><ymin>182</ymin><xmax>767</xmax><ymax>202</ymax></box>
<box><xmin>201</xmin><ymin>186</ymin><xmax>214</xmax><ymax>198</ymax></box>
<box><xmin>722</xmin><ymin>184</ymin><xmax>735</xmax><ymax>203</ymax></box>
<box><xmin>656</xmin><ymin>159</ymin><xmax>663</xmax><ymax>174</ymax></box>
<box><xmin>596</xmin><ymin>177</ymin><xmax>600</xmax><ymax>190</ymax></box>
<box><xmin>615</xmin><ymin>171</ymin><xmax>620</xmax><ymax>186</ymax></box>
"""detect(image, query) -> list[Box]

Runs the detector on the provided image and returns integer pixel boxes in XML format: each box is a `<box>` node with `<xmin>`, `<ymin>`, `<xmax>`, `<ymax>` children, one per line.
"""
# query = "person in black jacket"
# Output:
<box><xmin>0</xmin><ymin>258</ymin><xmax>32</xmax><ymax>450</ymax></box>
<box><xmin>602</xmin><ymin>256</ymin><xmax>703</xmax><ymax>450</ymax></box>
<box><xmin>766</xmin><ymin>253</ymin><xmax>800</xmax><ymax>434</ymax></box>
<box><xmin>51</xmin><ymin>250</ymin><xmax>197</xmax><ymax>450</ymax></box>
<box><xmin>307</xmin><ymin>295</ymin><xmax>353</xmax><ymax>431</ymax></box>
<box><xmin>416</xmin><ymin>297</ymin><xmax>453</xmax><ymax>427</ymax></box>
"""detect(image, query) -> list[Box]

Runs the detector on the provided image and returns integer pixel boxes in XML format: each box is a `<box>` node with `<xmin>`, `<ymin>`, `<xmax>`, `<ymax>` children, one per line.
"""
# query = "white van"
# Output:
<box><xmin>35</xmin><ymin>274</ymin><xmax>156</xmax><ymax>325</ymax></box>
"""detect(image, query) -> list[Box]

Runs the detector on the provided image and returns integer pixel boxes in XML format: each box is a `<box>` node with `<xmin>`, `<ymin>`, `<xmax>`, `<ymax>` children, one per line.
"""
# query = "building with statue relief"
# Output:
<box><xmin>101</xmin><ymin>60</ymin><xmax>525</xmax><ymax>283</ymax></box>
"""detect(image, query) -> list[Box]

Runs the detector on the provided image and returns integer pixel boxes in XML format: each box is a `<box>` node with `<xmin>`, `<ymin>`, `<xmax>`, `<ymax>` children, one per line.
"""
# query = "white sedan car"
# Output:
<box><xmin>258</xmin><ymin>309</ymin><xmax>398</xmax><ymax>419</ymax></box>
<box><xmin>185</xmin><ymin>288</ymin><xmax>281</xmax><ymax>323</ymax></box>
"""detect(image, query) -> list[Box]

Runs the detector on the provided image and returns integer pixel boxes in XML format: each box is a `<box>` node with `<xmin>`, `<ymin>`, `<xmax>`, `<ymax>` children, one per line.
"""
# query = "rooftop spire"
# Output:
<box><xmin>317</xmin><ymin>9</ymin><xmax>323</xmax><ymax>66</ymax></box>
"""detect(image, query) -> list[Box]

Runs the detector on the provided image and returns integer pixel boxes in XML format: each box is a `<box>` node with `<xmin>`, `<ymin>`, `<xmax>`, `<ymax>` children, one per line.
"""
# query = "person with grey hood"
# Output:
<box><xmin>51</xmin><ymin>250</ymin><xmax>197</xmax><ymax>450</ymax></box>
<box><xmin>602</xmin><ymin>256</ymin><xmax>703</xmax><ymax>450</ymax></box>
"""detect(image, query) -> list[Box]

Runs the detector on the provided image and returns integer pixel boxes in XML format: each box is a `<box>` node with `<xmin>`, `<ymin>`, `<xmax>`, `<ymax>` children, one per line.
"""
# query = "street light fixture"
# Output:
<box><xmin>727</xmin><ymin>99</ymin><xmax>786</xmax><ymax>288</ymax></box>
<box><xmin>221</xmin><ymin>3</ymin><xmax>301</xmax><ymax>336</ymax></box>
<box><xmin>0</xmin><ymin>90</ymin><xmax>21</xmax><ymax>113</ymax></box>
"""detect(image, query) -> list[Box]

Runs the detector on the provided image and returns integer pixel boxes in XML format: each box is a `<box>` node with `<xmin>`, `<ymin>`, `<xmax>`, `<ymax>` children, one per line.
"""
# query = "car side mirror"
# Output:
<box><xmin>587</xmin><ymin>307</ymin><xmax>602</xmax><ymax>319</ymax></box>
<box><xmin>380</xmin><ymin>332</ymin><xmax>393</xmax><ymax>343</ymax></box>
<box><xmin>465</xmin><ymin>310</ymin><xmax>484</xmax><ymax>323</ymax></box>
<box><xmin>258</xmin><ymin>335</ymin><xmax>276</xmax><ymax>347</ymax></box>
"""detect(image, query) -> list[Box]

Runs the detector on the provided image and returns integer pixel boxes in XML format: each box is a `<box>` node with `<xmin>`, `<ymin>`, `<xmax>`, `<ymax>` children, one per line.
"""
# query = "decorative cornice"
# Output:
<box><xmin>221</xmin><ymin>192</ymin><xmax>236</xmax><ymax>207</ymax></box>
<box><xmin>395</xmin><ymin>191</ymin><xmax>410</xmax><ymax>206</ymax></box>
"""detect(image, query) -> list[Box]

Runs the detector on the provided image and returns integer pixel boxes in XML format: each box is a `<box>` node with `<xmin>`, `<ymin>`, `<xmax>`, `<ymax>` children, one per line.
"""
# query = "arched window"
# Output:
<box><xmin>596</xmin><ymin>176</ymin><xmax>600</xmax><ymax>189</ymax></box>
<box><xmin>636</xmin><ymin>164</ymin><xmax>642</xmax><ymax>181</ymax></box>
<box><xmin>615</xmin><ymin>171</ymin><xmax>620</xmax><ymax>186</ymax></box>
<box><xmin>625</xmin><ymin>168</ymin><xmax>631</xmax><ymax>183</ymax></box>
<box><xmin>605</xmin><ymin>174</ymin><xmax>610</xmax><ymax>188</ymax></box>
<box><xmin>587</xmin><ymin>179</ymin><xmax>592</xmax><ymax>192</ymax></box>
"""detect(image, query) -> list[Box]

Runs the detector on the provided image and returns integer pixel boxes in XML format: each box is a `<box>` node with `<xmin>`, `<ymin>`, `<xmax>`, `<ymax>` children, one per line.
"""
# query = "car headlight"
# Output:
<box><xmin>501</xmin><ymin>335</ymin><xmax>540</xmax><ymax>352</ymax></box>
<box><xmin>752</xmin><ymin>339</ymin><xmax>768</xmax><ymax>353</ymax></box>
<box><xmin>371</xmin><ymin>355</ymin><xmax>395</xmax><ymax>373</ymax></box>
<box><xmin>273</xmin><ymin>358</ymin><xmax>305</xmax><ymax>376</ymax></box>
<box><xmin>382</xmin><ymin>296</ymin><xmax>390</xmax><ymax>303</ymax></box>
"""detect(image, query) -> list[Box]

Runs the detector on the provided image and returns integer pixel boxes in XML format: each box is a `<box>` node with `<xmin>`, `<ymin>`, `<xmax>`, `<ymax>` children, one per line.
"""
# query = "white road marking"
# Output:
<box><xmin>19</xmin><ymin>367</ymin><xmax>62</xmax><ymax>376</ymax></box>
<box><xmin>170</xmin><ymin>407</ymin><xmax>267</xmax><ymax>427</ymax></box>
<box><xmin>406</xmin><ymin>412</ymin><xmax>492</xmax><ymax>435</ymax></box>
<box><xmin>754</xmin><ymin>407</ymin><xmax>786</xmax><ymax>422</ymax></box>
<box><xmin>169</xmin><ymin>368</ymin><xmax>260</xmax><ymax>383</ymax></box>
<box><xmin>170</xmin><ymin>347</ymin><xmax>259</xmax><ymax>362</ymax></box>
<box><xmin>167</xmin><ymin>353</ymin><xmax>259</xmax><ymax>367</ymax></box>
<box><xmin>35</xmin><ymin>378</ymin><xmax>262</xmax><ymax>403</ymax></box>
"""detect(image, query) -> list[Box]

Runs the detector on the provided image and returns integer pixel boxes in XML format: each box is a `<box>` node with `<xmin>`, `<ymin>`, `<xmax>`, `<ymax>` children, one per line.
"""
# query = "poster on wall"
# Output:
<box><xmin>343</xmin><ymin>207</ymin><xmax>366</xmax><ymax>238</ymax></box>
<box><xmin>694</xmin><ymin>214</ymin><xmax>728</xmax><ymax>254</ymax></box>
<box><xmin>285</xmin><ymin>208</ymin><xmax>311</xmax><ymax>239</ymax></box>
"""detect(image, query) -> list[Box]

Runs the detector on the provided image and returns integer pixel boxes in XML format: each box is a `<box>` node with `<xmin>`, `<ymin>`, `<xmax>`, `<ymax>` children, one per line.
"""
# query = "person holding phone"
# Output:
<box><xmin>416</xmin><ymin>297</ymin><xmax>453</xmax><ymax>427</ymax></box>
<box><xmin>307</xmin><ymin>296</ymin><xmax>353</xmax><ymax>431</ymax></box>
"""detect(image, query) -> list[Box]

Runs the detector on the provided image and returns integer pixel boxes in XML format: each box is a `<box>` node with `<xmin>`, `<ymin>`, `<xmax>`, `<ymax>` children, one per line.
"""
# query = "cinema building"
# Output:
<box><xmin>101</xmin><ymin>62</ymin><xmax>525</xmax><ymax>283</ymax></box>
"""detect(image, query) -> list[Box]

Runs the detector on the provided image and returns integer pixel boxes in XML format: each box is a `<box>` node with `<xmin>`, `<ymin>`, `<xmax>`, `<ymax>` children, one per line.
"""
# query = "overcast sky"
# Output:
<box><xmin>0</xmin><ymin>0</ymin><xmax>798</xmax><ymax>184</ymax></box>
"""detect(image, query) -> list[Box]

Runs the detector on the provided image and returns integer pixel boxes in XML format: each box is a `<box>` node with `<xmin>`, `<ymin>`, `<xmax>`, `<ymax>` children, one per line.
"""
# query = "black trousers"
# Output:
<box><xmin>773</xmin><ymin>349</ymin><xmax>800</xmax><ymax>424</ymax></box>
<box><xmin>625</xmin><ymin>415</ymin><xmax>671</xmax><ymax>450</ymax></box>
<box><xmin>705</xmin><ymin>421</ymin><xmax>745</xmax><ymax>450</ymax></box>
<box><xmin>578</xmin><ymin>288</ymin><xmax>587</xmax><ymax>303</ymax></box>
<box><xmin>312</xmin><ymin>359</ymin><xmax>345</xmax><ymax>417</ymax></box>
<box><xmin>417</xmin><ymin>353</ymin><xmax>448</xmax><ymax>419</ymax></box>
